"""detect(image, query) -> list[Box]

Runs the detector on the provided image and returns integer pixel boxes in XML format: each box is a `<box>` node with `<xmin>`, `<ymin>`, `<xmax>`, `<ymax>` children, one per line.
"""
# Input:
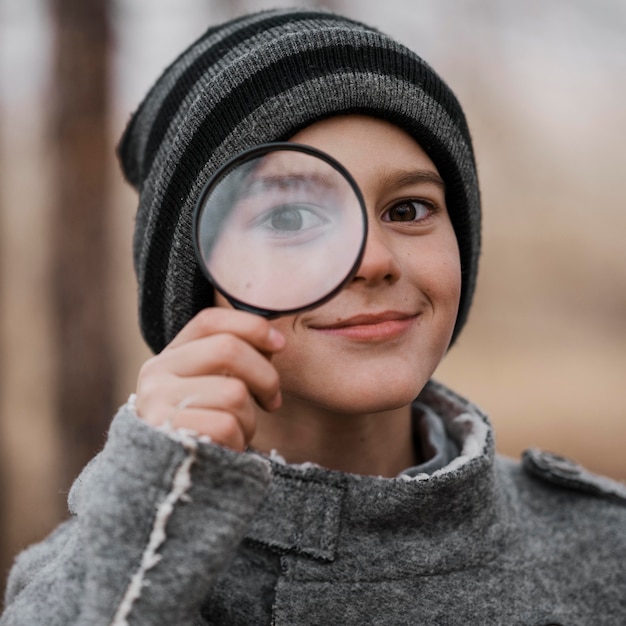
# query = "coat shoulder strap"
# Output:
<box><xmin>522</xmin><ymin>448</ymin><xmax>626</xmax><ymax>505</ymax></box>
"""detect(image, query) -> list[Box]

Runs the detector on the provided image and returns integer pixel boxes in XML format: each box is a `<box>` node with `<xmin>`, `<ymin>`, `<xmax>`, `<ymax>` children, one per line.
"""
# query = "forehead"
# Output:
<box><xmin>289</xmin><ymin>113</ymin><xmax>438</xmax><ymax>170</ymax></box>
<box><xmin>291</xmin><ymin>114</ymin><xmax>435</xmax><ymax>156</ymax></box>
<box><xmin>287</xmin><ymin>114</ymin><xmax>443</xmax><ymax>197</ymax></box>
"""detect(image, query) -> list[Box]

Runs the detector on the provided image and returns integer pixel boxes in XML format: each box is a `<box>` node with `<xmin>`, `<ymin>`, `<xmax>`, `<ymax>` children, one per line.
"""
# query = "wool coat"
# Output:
<box><xmin>2</xmin><ymin>380</ymin><xmax>625</xmax><ymax>625</ymax></box>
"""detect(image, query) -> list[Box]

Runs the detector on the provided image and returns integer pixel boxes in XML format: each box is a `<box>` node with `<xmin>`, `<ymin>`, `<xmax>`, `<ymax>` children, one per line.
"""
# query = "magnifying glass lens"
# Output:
<box><xmin>194</xmin><ymin>144</ymin><xmax>366</xmax><ymax>316</ymax></box>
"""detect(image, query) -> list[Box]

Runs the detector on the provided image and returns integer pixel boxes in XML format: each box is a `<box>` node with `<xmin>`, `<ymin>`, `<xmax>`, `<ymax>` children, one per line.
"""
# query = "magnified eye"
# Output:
<box><xmin>384</xmin><ymin>200</ymin><xmax>432</xmax><ymax>222</ymax></box>
<box><xmin>269</xmin><ymin>205</ymin><xmax>306</xmax><ymax>231</ymax></box>
<box><xmin>257</xmin><ymin>203</ymin><xmax>329</xmax><ymax>237</ymax></box>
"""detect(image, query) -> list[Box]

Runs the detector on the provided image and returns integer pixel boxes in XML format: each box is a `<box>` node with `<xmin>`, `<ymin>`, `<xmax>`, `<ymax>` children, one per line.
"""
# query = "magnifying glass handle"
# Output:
<box><xmin>223</xmin><ymin>294</ymin><xmax>280</xmax><ymax>320</ymax></box>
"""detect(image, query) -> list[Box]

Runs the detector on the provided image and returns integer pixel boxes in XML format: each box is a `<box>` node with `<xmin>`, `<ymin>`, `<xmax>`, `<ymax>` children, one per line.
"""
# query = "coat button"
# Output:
<box><xmin>533</xmin><ymin>451</ymin><xmax>581</xmax><ymax>477</ymax></box>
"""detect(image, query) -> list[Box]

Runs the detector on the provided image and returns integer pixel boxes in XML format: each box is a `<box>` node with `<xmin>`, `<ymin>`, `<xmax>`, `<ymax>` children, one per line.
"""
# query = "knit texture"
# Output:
<box><xmin>118</xmin><ymin>8</ymin><xmax>481</xmax><ymax>353</ymax></box>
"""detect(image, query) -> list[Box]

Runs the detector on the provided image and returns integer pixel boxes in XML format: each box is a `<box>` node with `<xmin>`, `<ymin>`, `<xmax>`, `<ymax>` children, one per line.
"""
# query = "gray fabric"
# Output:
<box><xmin>2</xmin><ymin>380</ymin><xmax>625</xmax><ymax>625</ymax></box>
<box><xmin>117</xmin><ymin>8</ymin><xmax>481</xmax><ymax>353</ymax></box>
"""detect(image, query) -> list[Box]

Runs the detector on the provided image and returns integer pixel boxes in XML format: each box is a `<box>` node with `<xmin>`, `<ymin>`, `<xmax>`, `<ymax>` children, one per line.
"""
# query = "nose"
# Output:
<box><xmin>352</xmin><ymin>223</ymin><xmax>401</xmax><ymax>286</ymax></box>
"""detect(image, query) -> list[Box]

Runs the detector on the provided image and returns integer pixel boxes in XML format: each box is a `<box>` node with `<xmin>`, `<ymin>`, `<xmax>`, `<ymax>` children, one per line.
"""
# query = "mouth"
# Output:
<box><xmin>309</xmin><ymin>311</ymin><xmax>419</xmax><ymax>341</ymax></box>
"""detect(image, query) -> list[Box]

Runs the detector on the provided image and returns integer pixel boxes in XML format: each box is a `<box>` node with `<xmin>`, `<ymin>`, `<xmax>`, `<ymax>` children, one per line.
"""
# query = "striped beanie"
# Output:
<box><xmin>118</xmin><ymin>8</ymin><xmax>481</xmax><ymax>354</ymax></box>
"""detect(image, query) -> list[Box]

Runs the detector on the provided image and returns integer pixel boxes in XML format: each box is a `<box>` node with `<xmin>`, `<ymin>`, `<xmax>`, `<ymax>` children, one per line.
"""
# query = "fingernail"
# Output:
<box><xmin>268</xmin><ymin>327</ymin><xmax>285</xmax><ymax>349</ymax></box>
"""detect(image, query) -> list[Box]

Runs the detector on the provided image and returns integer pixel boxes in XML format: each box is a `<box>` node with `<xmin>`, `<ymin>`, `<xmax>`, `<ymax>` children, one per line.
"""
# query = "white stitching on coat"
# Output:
<box><xmin>110</xmin><ymin>401</ymin><xmax>200</xmax><ymax>626</ymax></box>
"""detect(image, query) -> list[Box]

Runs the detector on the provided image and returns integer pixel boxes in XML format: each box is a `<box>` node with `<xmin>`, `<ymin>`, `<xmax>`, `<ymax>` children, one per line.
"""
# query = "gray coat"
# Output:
<box><xmin>2</xmin><ymin>381</ymin><xmax>625</xmax><ymax>625</ymax></box>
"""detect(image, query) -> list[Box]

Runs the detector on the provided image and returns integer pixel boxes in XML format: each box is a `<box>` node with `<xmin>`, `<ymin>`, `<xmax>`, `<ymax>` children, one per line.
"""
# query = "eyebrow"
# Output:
<box><xmin>245</xmin><ymin>172</ymin><xmax>340</xmax><ymax>196</ymax></box>
<box><xmin>253</xmin><ymin>172</ymin><xmax>336</xmax><ymax>185</ymax></box>
<box><xmin>379</xmin><ymin>168</ymin><xmax>446</xmax><ymax>192</ymax></box>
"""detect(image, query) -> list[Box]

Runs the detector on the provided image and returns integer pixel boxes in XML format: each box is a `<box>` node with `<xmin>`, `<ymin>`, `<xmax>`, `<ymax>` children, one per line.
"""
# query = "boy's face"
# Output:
<box><xmin>217</xmin><ymin>114</ymin><xmax>461</xmax><ymax>415</ymax></box>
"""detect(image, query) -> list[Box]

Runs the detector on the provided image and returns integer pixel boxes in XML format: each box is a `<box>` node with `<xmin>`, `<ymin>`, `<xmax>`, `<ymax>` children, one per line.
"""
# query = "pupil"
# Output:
<box><xmin>392</xmin><ymin>203</ymin><xmax>416</xmax><ymax>221</ymax></box>
<box><xmin>271</xmin><ymin>207</ymin><xmax>302</xmax><ymax>231</ymax></box>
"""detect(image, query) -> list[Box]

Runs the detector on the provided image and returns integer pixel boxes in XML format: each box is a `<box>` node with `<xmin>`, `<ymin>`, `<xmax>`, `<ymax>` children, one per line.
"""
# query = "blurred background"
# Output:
<box><xmin>0</xmin><ymin>0</ymin><xmax>624</xmax><ymax>596</ymax></box>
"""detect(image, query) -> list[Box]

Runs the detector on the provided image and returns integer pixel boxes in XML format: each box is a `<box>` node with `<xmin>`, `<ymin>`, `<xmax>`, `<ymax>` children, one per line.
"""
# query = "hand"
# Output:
<box><xmin>135</xmin><ymin>308</ymin><xmax>285</xmax><ymax>451</ymax></box>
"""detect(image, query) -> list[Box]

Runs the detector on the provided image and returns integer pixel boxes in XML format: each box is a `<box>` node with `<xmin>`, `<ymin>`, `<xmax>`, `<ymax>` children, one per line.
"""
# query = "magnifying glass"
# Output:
<box><xmin>193</xmin><ymin>143</ymin><xmax>368</xmax><ymax>318</ymax></box>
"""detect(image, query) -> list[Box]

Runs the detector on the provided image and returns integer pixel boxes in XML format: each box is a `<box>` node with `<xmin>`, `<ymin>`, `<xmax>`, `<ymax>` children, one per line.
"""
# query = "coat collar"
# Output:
<box><xmin>246</xmin><ymin>381</ymin><xmax>514</xmax><ymax>572</ymax></box>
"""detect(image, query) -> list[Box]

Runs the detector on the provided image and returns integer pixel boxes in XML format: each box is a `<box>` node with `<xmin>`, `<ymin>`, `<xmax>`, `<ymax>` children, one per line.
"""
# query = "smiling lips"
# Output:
<box><xmin>310</xmin><ymin>312</ymin><xmax>419</xmax><ymax>341</ymax></box>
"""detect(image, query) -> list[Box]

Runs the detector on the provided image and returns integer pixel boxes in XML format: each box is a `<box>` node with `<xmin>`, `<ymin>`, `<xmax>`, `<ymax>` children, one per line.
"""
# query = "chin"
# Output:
<box><xmin>276</xmin><ymin>345</ymin><xmax>440</xmax><ymax>416</ymax></box>
<box><xmin>305</xmin><ymin>375</ymin><xmax>428</xmax><ymax>416</ymax></box>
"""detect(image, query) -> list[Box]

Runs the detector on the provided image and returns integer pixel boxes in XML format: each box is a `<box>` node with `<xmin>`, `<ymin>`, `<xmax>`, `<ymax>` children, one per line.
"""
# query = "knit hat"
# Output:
<box><xmin>118</xmin><ymin>8</ymin><xmax>481</xmax><ymax>354</ymax></box>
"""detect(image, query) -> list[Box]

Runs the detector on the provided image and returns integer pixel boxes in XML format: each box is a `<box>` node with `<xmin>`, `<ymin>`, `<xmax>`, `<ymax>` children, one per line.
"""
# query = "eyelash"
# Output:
<box><xmin>381</xmin><ymin>199</ymin><xmax>438</xmax><ymax>224</ymax></box>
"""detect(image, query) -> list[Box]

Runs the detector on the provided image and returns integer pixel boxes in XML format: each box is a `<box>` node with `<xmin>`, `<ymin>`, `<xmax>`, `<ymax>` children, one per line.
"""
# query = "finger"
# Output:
<box><xmin>136</xmin><ymin>373</ymin><xmax>270</xmax><ymax>441</ymax></box>
<box><xmin>170</xmin><ymin>408</ymin><xmax>249</xmax><ymax>451</ymax></box>
<box><xmin>165</xmin><ymin>307</ymin><xmax>285</xmax><ymax>354</ymax></box>
<box><xmin>156</xmin><ymin>334</ymin><xmax>282</xmax><ymax>410</ymax></box>
<box><xmin>170</xmin><ymin>376</ymin><xmax>258</xmax><ymax>441</ymax></box>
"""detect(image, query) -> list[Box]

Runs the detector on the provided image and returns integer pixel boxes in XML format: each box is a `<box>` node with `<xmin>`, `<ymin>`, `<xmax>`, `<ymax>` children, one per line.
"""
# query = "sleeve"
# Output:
<box><xmin>1</xmin><ymin>401</ymin><xmax>273</xmax><ymax>626</ymax></box>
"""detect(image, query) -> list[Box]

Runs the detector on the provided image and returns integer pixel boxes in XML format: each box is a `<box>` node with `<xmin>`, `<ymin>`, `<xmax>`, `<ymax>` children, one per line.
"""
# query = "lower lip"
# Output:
<box><xmin>312</xmin><ymin>317</ymin><xmax>417</xmax><ymax>341</ymax></box>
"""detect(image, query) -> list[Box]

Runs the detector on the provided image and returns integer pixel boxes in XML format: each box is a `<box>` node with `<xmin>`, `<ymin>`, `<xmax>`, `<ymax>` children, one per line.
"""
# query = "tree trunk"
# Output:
<box><xmin>50</xmin><ymin>0</ymin><xmax>114</xmax><ymax>488</ymax></box>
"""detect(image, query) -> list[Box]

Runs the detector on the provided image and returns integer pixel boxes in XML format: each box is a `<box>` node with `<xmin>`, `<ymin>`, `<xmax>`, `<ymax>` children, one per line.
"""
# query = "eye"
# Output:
<box><xmin>382</xmin><ymin>200</ymin><xmax>433</xmax><ymax>223</ymax></box>
<box><xmin>256</xmin><ymin>203</ymin><xmax>329</xmax><ymax>237</ymax></box>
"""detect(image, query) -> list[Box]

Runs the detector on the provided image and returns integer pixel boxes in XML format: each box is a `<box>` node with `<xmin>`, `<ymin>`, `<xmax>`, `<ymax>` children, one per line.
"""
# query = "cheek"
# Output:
<box><xmin>266</xmin><ymin>319</ymin><xmax>318</xmax><ymax>398</ymax></box>
<box><xmin>214</xmin><ymin>290</ymin><xmax>229</xmax><ymax>308</ymax></box>
<box><xmin>267</xmin><ymin>315</ymin><xmax>302</xmax><ymax>372</ymax></box>
<box><xmin>433</xmin><ymin>250</ymin><xmax>462</xmax><ymax>308</ymax></box>
<box><xmin>409</xmin><ymin>232</ymin><xmax>462</xmax><ymax>312</ymax></box>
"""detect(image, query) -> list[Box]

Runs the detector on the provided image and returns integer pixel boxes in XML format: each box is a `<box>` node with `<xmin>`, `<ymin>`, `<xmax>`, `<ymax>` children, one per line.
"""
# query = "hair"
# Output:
<box><xmin>118</xmin><ymin>8</ymin><xmax>481</xmax><ymax>354</ymax></box>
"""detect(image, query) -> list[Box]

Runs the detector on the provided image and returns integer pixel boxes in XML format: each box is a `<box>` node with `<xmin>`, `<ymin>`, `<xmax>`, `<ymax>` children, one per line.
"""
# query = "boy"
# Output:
<box><xmin>2</xmin><ymin>8</ymin><xmax>625</xmax><ymax>625</ymax></box>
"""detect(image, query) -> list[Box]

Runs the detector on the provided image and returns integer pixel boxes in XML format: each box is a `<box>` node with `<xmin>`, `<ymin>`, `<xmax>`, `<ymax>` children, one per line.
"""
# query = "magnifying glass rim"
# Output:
<box><xmin>192</xmin><ymin>141</ymin><xmax>368</xmax><ymax>318</ymax></box>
